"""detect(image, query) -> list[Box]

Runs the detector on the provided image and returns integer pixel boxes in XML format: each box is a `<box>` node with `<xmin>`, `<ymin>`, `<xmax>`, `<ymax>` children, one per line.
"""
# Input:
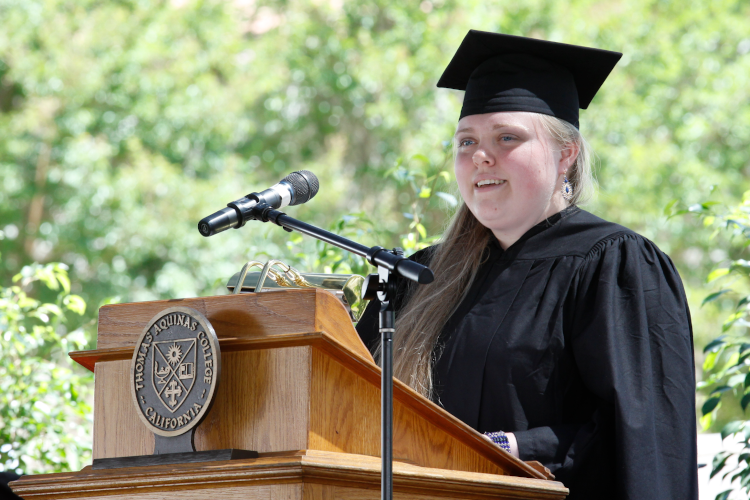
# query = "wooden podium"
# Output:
<box><xmin>11</xmin><ymin>289</ymin><xmax>568</xmax><ymax>500</ymax></box>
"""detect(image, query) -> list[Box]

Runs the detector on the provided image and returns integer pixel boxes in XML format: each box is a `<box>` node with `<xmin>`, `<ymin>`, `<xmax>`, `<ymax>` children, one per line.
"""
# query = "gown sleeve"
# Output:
<box><xmin>513</xmin><ymin>233</ymin><xmax>698</xmax><ymax>499</ymax></box>
<box><xmin>355</xmin><ymin>247</ymin><xmax>432</xmax><ymax>354</ymax></box>
<box><xmin>355</xmin><ymin>292</ymin><xmax>381</xmax><ymax>353</ymax></box>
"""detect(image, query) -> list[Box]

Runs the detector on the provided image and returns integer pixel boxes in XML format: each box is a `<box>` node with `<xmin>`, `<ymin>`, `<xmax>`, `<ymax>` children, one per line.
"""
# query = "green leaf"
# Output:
<box><xmin>416</xmin><ymin>223</ymin><xmax>427</xmax><ymax>239</ymax></box>
<box><xmin>722</xmin><ymin>311</ymin><xmax>745</xmax><ymax>332</ymax></box>
<box><xmin>99</xmin><ymin>296</ymin><xmax>122</xmax><ymax>307</ymax></box>
<box><xmin>711</xmin><ymin>452</ymin><xmax>731</xmax><ymax>479</ymax></box>
<box><xmin>703</xmin><ymin>289</ymin><xmax>731</xmax><ymax>307</ymax></box>
<box><xmin>34</xmin><ymin>303</ymin><xmax>63</xmax><ymax>319</ymax></box>
<box><xmin>666</xmin><ymin>208</ymin><xmax>689</xmax><ymax>219</ymax></box>
<box><xmin>732</xmin><ymin>469</ymin><xmax>750</xmax><ymax>487</ymax></box>
<box><xmin>704</xmin><ymin>350</ymin><xmax>720</xmax><ymax>371</ymax></box>
<box><xmin>703</xmin><ymin>396</ymin><xmax>722</xmax><ymax>415</ymax></box>
<box><xmin>663</xmin><ymin>198</ymin><xmax>679</xmax><ymax>216</ymax></box>
<box><xmin>714</xmin><ymin>490</ymin><xmax>732</xmax><ymax>500</ymax></box>
<box><xmin>704</xmin><ymin>337</ymin><xmax>727</xmax><ymax>354</ymax></box>
<box><xmin>742</xmin><ymin>392</ymin><xmax>750</xmax><ymax>412</ymax></box>
<box><xmin>708</xmin><ymin>268</ymin><xmax>730</xmax><ymax>282</ymax></box>
<box><xmin>418</xmin><ymin>186</ymin><xmax>431</xmax><ymax>198</ymax></box>
<box><xmin>711</xmin><ymin>385</ymin><xmax>733</xmax><ymax>396</ymax></box>
<box><xmin>723</xmin><ymin>466</ymin><xmax>740</xmax><ymax>481</ymax></box>
<box><xmin>721</xmin><ymin>421</ymin><xmax>744</xmax><ymax>440</ymax></box>
<box><xmin>63</xmin><ymin>295</ymin><xmax>86</xmax><ymax>316</ymax></box>
<box><xmin>38</xmin><ymin>267</ymin><xmax>59</xmax><ymax>290</ymax></box>
<box><xmin>410</xmin><ymin>153</ymin><xmax>430</xmax><ymax>165</ymax></box>
<box><xmin>724</xmin><ymin>351</ymin><xmax>742</xmax><ymax>371</ymax></box>
<box><xmin>728</xmin><ymin>373</ymin><xmax>746</xmax><ymax>388</ymax></box>
<box><xmin>56</xmin><ymin>272</ymin><xmax>71</xmax><ymax>295</ymax></box>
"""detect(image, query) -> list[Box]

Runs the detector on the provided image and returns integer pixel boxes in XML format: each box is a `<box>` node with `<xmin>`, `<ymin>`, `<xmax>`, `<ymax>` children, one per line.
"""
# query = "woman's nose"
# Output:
<box><xmin>472</xmin><ymin>148</ymin><xmax>495</xmax><ymax>167</ymax></box>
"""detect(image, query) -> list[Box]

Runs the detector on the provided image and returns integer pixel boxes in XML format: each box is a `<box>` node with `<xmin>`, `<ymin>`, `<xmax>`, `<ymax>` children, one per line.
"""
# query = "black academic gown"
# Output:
<box><xmin>356</xmin><ymin>207</ymin><xmax>698</xmax><ymax>500</ymax></box>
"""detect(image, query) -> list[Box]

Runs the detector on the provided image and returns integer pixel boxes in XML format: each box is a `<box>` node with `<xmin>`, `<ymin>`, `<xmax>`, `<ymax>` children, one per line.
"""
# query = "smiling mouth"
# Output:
<box><xmin>476</xmin><ymin>179</ymin><xmax>506</xmax><ymax>188</ymax></box>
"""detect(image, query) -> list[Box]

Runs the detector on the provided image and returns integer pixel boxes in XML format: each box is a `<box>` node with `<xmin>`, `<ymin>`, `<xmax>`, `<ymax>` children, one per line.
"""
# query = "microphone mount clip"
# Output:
<box><xmin>249</xmin><ymin>203</ymin><xmax>293</xmax><ymax>232</ymax></box>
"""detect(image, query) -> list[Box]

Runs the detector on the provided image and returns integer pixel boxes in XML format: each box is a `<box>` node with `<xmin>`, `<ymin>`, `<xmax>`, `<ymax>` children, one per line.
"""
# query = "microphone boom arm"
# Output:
<box><xmin>250</xmin><ymin>203</ymin><xmax>434</xmax><ymax>285</ymax></box>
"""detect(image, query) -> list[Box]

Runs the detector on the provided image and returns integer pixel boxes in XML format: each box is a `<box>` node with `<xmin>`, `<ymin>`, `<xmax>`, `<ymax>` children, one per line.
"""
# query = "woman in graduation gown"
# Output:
<box><xmin>356</xmin><ymin>30</ymin><xmax>698</xmax><ymax>500</ymax></box>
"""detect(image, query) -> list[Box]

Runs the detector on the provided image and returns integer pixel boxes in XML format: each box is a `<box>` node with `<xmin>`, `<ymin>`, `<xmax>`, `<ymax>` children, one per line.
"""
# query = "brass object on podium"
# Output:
<box><xmin>226</xmin><ymin>260</ymin><xmax>367</xmax><ymax>321</ymax></box>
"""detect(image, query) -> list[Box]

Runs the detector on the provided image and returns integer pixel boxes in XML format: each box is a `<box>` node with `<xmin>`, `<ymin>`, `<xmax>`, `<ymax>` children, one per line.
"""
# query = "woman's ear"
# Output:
<box><xmin>559</xmin><ymin>141</ymin><xmax>580</xmax><ymax>173</ymax></box>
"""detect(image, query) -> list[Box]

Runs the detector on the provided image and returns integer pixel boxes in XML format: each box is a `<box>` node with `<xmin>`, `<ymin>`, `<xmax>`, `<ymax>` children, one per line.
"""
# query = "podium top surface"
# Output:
<box><xmin>94</xmin><ymin>288</ymin><xmax>371</xmax><ymax>357</ymax></box>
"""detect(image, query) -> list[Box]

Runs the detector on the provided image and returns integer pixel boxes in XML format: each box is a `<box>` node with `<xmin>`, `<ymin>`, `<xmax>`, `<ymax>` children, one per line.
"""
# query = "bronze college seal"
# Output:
<box><xmin>130</xmin><ymin>306</ymin><xmax>220</xmax><ymax>437</ymax></box>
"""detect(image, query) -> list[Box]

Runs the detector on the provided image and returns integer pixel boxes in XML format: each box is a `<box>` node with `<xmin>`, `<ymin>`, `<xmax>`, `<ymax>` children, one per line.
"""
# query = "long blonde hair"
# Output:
<box><xmin>385</xmin><ymin>113</ymin><xmax>594</xmax><ymax>400</ymax></box>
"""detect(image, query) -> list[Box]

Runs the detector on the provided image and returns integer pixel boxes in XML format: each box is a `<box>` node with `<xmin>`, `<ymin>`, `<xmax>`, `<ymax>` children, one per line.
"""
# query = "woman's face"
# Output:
<box><xmin>454</xmin><ymin>111</ymin><xmax>576</xmax><ymax>248</ymax></box>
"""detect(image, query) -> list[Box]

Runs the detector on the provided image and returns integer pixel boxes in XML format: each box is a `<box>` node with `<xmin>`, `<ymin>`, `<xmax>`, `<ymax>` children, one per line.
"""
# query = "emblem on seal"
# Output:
<box><xmin>130</xmin><ymin>306</ymin><xmax>220</xmax><ymax>437</ymax></box>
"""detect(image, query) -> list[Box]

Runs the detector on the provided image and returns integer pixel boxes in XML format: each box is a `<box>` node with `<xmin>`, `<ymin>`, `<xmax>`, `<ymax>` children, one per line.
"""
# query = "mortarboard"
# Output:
<box><xmin>437</xmin><ymin>30</ymin><xmax>622</xmax><ymax>128</ymax></box>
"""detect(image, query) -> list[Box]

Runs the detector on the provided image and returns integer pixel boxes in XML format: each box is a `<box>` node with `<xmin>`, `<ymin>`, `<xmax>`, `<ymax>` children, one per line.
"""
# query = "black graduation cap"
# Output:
<box><xmin>437</xmin><ymin>30</ymin><xmax>622</xmax><ymax>128</ymax></box>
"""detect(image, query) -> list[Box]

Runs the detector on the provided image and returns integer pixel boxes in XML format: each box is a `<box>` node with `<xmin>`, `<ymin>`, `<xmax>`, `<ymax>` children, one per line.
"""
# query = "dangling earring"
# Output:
<box><xmin>561</xmin><ymin>173</ymin><xmax>573</xmax><ymax>201</ymax></box>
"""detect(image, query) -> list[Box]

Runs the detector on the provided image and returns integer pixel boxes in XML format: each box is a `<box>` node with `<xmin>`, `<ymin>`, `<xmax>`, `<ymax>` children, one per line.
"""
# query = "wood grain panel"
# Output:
<box><xmin>313</xmin><ymin>291</ymin><xmax>371</xmax><ymax>359</ymax></box>
<box><xmin>195</xmin><ymin>347</ymin><xmax>311</xmax><ymax>453</ymax></box>
<box><xmin>309</xmin><ymin>347</ymin><xmax>380</xmax><ymax>457</ymax></box>
<box><xmin>93</xmin><ymin>360</ymin><xmax>153</xmax><ymax>459</ymax></box>
<box><xmin>11</xmin><ymin>451</ymin><xmax>568</xmax><ymax>500</ymax></box>
<box><xmin>303</xmin><ymin>483</ymin><xmax>330</xmax><ymax>500</ymax></box>
<box><xmin>71</xmin><ymin>332</ymin><xmax>342</xmax><ymax>373</ymax></box>
<box><xmin>308</xmin><ymin>349</ymin><xmax>506</xmax><ymax>476</ymax></box>
<box><xmin>91</xmin><ymin>326</ymin><xmax>542</xmax><ymax>478</ymax></box>
<box><xmin>12</xmin><ymin>485</ymin><xmax>274</xmax><ymax>500</ymax></box>
<box><xmin>309</xmin><ymin>336</ymin><xmax>545</xmax><ymax>480</ymax></box>
<box><xmin>271</xmin><ymin>484</ymin><xmax>302</xmax><ymax>500</ymax></box>
<box><xmin>94</xmin><ymin>348</ymin><xmax>312</xmax><ymax>459</ymax></box>
<box><xmin>95</xmin><ymin>289</ymin><xmax>372</xmax><ymax>361</ymax></box>
<box><xmin>97</xmin><ymin>291</ymin><xmax>313</xmax><ymax>350</ymax></box>
<box><xmin>297</xmin><ymin>451</ymin><xmax>565</xmax><ymax>499</ymax></box>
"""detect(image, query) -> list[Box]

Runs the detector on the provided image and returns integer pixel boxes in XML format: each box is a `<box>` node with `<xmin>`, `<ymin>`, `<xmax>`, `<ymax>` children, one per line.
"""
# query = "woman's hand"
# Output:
<box><xmin>506</xmin><ymin>432</ymin><xmax>519</xmax><ymax>458</ymax></box>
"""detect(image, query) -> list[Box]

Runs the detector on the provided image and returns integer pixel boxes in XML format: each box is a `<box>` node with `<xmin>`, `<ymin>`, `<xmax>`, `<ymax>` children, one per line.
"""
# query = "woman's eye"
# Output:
<box><xmin>500</xmin><ymin>135</ymin><xmax>514</xmax><ymax>142</ymax></box>
<box><xmin>459</xmin><ymin>139</ymin><xmax>475</xmax><ymax>147</ymax></box>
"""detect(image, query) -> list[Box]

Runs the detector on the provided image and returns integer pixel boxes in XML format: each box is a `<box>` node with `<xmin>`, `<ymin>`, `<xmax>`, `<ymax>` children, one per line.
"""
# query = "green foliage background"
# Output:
<box><xmin>1</xmin><ymin>263</ymin><xmax>91</xmax><ymax>474</ymax></box>
<box><xmin>2</xmin><ymin>0</ymin><xmax>750</xmax><ymax>479</ymax></box>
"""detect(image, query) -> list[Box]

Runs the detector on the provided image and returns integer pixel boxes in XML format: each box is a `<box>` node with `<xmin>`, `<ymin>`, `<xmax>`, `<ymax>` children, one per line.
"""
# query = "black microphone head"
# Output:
<box><xmin>284</xmin><ymin>170</ymin><xmax>319</xmax><ymax>205</ymax></box>
<box><xmin>198</xmin><ymin>220</ymin><xmax>212</xmax><ymax>237</ymax></box>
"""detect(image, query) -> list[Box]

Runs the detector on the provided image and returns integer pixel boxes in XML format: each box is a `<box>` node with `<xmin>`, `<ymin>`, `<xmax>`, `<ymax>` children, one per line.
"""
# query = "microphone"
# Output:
<box><xmin>198</xmin><ymin>170</ymin><xmax>319</xmax><ymax>237</ymax></box>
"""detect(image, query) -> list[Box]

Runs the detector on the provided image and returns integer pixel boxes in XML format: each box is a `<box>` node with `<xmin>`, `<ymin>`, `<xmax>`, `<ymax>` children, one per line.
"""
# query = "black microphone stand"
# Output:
<box><xmin>246</xmin><ymin>203</ymin><xmax>434</xmax><ymax>500</ymax></box>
